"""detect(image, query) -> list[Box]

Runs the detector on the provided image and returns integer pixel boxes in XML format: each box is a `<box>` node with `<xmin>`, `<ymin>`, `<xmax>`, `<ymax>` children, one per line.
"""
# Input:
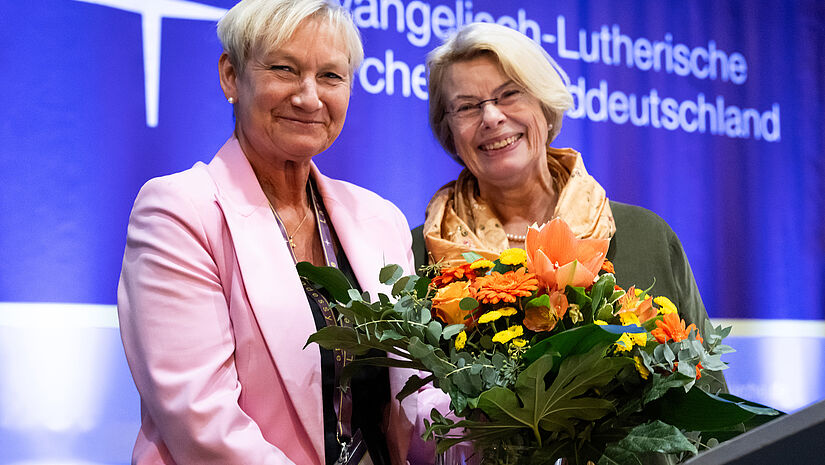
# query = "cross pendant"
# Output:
<box><xmin>288</xmin><ymin>237</ymin><xmax>296</xmax><ymax>249</ymax></box>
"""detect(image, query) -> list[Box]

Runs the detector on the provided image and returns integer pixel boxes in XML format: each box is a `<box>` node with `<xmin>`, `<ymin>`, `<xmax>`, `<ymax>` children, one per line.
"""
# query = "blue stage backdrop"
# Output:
<box><xmin>2</xmin><ymin>0</ymin><xmax>822</xmax><ymax>320</ymax></box>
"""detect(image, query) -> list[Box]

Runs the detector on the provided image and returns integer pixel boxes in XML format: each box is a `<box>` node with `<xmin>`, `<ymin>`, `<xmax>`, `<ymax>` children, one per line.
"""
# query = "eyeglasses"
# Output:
<box><xmin>445</xmin><ymin>88</ymin><xmax>526</xmax><ymax>122</ymax></box>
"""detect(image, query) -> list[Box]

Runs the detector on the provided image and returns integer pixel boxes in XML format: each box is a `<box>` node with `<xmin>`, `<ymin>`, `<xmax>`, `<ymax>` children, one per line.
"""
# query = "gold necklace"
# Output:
<box><xmin>268</xmin><ymin>200</ymin><xmax>311</xmax><ymax>250</ymax></box>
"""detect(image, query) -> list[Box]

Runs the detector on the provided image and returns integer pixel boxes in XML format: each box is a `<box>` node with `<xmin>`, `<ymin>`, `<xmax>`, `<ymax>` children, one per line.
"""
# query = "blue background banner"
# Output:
<box><xmin>1</xmin><ymin>1</ymin><xmax>823</xmax><ymax>463</ymax></box>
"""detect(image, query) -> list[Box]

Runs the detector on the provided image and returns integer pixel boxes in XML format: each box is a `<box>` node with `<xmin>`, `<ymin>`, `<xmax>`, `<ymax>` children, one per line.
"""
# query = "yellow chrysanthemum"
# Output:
<box><xmin>492</xmin><ymin>325</ymin><xmax>524</xmax><ymax>344</ymax></box>
<box><xmin>654</xmin><ymin>296</ymin><xmax>678</xmax><ymax>314</ymax></box>
<box><xmin>511</xmin><ymin>338</ymin><xmax>528</xmax><ymax>348</ymax></box>
<box><xmin>470</xmin><ymin>259</ymin><xmax>495</xmax><ymax>270</ymax></box>
<box><xmin>634</xmin><ymin>288</ymin><xmax>643</xmax><ymax>296</ymax></box>
<box><xmin>499</xmin><ymin>248</ymin><xmax>527</xmax><ymax>266</ymax></box>
<box><xmin>594</xmin><ymin>320</ymin><xmax>608</xmax><ymax>325</ymax></box>
<box><xmin>615</xmin><ymin>333</ymin><xmax>634</xmax><ymax>351</ymax></box>
<box><xmin>455</xmin><ymin>331</ymin><xmax>467</xmax><ymax>350</ymax></box>
<box><xmin>619</xmin><ymin>311</ymin><xmax>641</xmax><ymax>326</ymax></box>
<box><xmin>617</xmin><ymin>312</ymin><xmax>648</xmax><ymax>346</ymax></box>
<box><xmin>615</xmin><ymin>330</ymin><xmax>647</xmax><ymax>351</ymax></box>
<box><xmin>634</xmin><ymin>355</ymin><xmax>650</xmax><ymax>380</ymax></box>
<box><xmin>478</xmin><ymin>307</ymin><xmax>518</xmax><ymax>324</ymax></box>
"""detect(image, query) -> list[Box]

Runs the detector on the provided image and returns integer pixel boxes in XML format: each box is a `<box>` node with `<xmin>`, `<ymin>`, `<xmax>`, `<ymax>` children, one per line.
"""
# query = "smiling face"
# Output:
<box><xmin>443</xmin><ymin>55</ymin><xmax>550</xmax><ymax>189</ymax></box>
<box><xmin>219</xmin><ymin>17</ymin><xmax>351</xmax><ymax>166</ymax></box>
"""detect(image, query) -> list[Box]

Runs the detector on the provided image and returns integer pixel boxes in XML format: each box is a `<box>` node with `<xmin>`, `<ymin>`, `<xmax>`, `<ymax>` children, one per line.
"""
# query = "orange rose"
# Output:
<box><xmin>431</xmin><ymin>281</ymin><xmax>476</xmax><ymax>328</ymax></box>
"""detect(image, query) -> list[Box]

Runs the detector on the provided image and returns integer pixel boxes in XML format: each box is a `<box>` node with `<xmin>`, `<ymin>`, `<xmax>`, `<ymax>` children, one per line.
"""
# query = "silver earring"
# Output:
<box><xmin>227</xmin><ymin>97</ymin><xmax>235</xmax><ymax>104</ymax></box>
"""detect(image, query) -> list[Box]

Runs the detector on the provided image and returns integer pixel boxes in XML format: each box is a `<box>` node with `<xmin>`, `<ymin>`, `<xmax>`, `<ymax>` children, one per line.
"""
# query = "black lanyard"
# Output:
<box><xmin>269</xmin><ymin>180</ymin><xmax>355</xmax><ymax>444</ymax></box>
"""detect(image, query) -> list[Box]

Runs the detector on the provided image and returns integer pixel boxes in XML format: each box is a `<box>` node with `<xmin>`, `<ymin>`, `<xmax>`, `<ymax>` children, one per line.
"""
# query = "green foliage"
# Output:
<box><xmin>296</xmin><ymin>261</ymin><xmax>354</xmax><ymax>303</ymax></box>
<box><xmin>298</xmin><ymin>261</ymin><xmax>780</xmax><ymax>465</ymax></box>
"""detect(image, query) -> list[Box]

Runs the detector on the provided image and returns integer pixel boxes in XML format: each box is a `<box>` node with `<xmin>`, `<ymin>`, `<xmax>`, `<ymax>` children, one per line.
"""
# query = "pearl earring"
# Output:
<box><xmin>227</xmin><ymin>97</ymin><xmax>235</xmax><ymax>104</ymax></box>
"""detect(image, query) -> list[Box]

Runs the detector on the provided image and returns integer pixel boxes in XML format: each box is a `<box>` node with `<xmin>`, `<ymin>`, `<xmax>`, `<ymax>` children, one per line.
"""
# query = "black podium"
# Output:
<box><xmin>682</xmin><ymin>398</ymin><xmax>825</xmax><ymax>464</ymax></box>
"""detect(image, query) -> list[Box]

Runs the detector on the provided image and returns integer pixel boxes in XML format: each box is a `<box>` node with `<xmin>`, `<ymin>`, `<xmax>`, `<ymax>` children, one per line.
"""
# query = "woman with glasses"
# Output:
<box><xmin>412</xmin><ymin>23</ymin><xmax>726</xmax><ymax>397</ymax></box>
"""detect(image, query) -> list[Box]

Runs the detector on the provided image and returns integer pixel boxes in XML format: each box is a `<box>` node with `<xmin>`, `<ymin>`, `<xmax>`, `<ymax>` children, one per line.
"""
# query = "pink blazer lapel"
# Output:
<box><xmin>207</xmin><ymin>138</ymin><xmax>325</xmax><ymax>463</ymax></box>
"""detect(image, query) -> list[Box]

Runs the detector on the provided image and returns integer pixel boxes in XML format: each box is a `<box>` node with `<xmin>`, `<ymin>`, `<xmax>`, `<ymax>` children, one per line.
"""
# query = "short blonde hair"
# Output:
<box><xmin>217</xmin><ymin>0</ymin><xmax>363</xmax><ymax>76</ymax></box>
<box><xmin>427</xmin><ymin>23</ymin><xmax>574</xmax><ymax>160</ymax></box>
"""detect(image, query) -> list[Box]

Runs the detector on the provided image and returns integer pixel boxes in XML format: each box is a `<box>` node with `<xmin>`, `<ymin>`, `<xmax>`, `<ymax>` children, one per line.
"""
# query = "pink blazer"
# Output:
<box><xmin>118</xmin><ymin>138</ymin><xmax>425</xmax><ymax>464</ymax></box>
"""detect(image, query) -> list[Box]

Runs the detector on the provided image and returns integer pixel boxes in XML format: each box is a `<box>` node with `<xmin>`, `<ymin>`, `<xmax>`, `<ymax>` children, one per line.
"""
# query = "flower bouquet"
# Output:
<box><xmin>298</xmin><ymin>219</ymin><xmax>780</xmax><ymax>464</ymax></box>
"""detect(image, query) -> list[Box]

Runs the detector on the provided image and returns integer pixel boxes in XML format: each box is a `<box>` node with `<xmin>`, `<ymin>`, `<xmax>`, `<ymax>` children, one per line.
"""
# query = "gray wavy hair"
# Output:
<box><xmin>427</xmin><ymin>22</ymin><xmax>574</xmax><ymax>162</ymax></box>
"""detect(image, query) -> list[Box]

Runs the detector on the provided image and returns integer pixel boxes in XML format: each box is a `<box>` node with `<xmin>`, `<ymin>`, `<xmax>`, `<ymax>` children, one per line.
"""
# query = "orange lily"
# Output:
<box><xmin>618</xmin><ymin>286</ymin><xmax>658</xmax><ymax>324</ymax></box>
<box><xmin>524</xmin><ymin>218</ymin><xmax>610</xmax><ymax>291</ymax></box>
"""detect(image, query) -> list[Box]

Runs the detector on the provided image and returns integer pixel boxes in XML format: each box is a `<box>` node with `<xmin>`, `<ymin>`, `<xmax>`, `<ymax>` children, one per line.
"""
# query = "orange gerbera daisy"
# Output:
<box><xmin>471</xmin><ymin>268</ymin><xmax>539</xmax><ymax>304</ymax></box>
<box><xmin>651</xmin><ymin>312</ymin><xmax>704</xmax><ymax>344</ymax></box>
<box><xmin>431</xmin><ymin>263</ymin><xmax>477</xmax><ymax>288</ymax></box>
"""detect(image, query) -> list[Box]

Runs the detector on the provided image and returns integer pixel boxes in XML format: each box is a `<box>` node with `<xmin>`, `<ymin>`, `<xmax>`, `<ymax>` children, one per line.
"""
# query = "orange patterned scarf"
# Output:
<box><xmin>422</xmin><ymin>147</ymin><xmax>616</xmax><ymax>266</ymax></box>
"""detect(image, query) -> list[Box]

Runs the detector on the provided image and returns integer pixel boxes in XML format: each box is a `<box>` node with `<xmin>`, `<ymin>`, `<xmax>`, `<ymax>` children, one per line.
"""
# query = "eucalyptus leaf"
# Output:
<box><xmin>347</xmin><ymin>288</ymin><xmax>363</xmax><ymax>302</ymax></box>
<box><xmin>442</xmin><ymin>324</ymin><xmax>465</xmax><ymax>340</ymax></box>
<box><xmin>408</xmin><ymin>337</ymin><xmax>454</xmax><ymax>379</ymax></box>
<box><xmin>459</xmin><ymin>297</ymin><xmax>479</xmax><ymax>311</ymax></box>
<box><xmin>712</xmin><ymin>344</ymin><xmax>736</xmax><ymax>355</ymax></box>
<box><xmin>461</xmin><ymin>251</ymin><xmax>484</xmax><ymax>263</ymax></box>
<box><xmin>391</xmin><ymin>276</ymin><xmax>411</xmax><ymax>296</ymax></box>
<box><xmin>426</xmin><ymin>320</ymin><xmax>442</xmax><ymax>346</ymax></box>
<box><xmin>379</xmin><ymin>264</ymin><xmax>404</xmax><ymax>285</ymax></box>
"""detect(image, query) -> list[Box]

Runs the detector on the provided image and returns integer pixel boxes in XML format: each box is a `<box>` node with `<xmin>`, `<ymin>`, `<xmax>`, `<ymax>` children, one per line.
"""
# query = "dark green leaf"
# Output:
<box><xmin>590</xmin><ymin>273</ymin><xmax>616</xmax><ymax>316</ymax></box>
<box><xmin>618</xmin><ymin>421</ymin><xmax>697</xmax><ymax>455</ymax></box>
<box><xmin>396</xmin><ymin>374</ymin><xmax>435</xmax><ymax>401</ymax></box>
<box><xmin>522</xmin><ymin>324</ymin><xmax>621</xmax><ymax>364</ymax></box>
<box><xmin>296</xmin><ymin>261</ymin><xmax>354</xmax><ymax>303</ymax></box>
<box><xmin>645</xmin><ymin>387</ymin><xmax>781</xmax><ymax>432</ymax></box>
<box><xmin>414</xmin><ymin>275</ymin><xmax>431</xmax><ymax>298</ymax></box>
<box><xmin>306</xmin><ymin>326</ymin><xmax>384</xmax><ymax>355</ymax></box>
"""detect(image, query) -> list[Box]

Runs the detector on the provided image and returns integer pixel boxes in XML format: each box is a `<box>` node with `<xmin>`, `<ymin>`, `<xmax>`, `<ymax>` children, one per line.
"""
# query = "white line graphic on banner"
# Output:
<box><xmin>74</xmin><ymin>0</ymin><xmax>227</xmax><ymax>127</ymax></box>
